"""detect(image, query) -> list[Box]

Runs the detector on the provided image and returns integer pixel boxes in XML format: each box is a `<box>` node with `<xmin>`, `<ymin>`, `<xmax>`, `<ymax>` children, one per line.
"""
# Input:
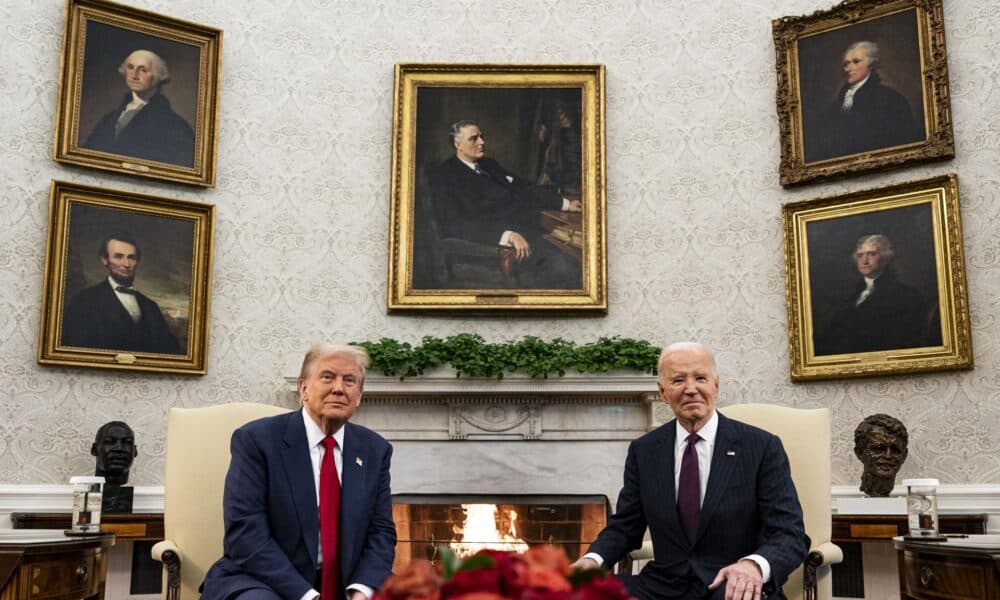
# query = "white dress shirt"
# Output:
<box><xmin>109</xmin><ymin>276</ymin><xmax>141</xmax><ymax>323</ymax></box>
<box><xmin>584</xmin><ymin>410</ymin><xmax>771</xmax><ymax>583</ymax></box>
<box><xmin>300</xmin><ymin>409</ymin><xmax>372</xmax><ymax>600</ymax></box>
<box><xmin>855</xmin><ymin>276</ymin><xmax>877</xmax><ymax>306</ymax></box>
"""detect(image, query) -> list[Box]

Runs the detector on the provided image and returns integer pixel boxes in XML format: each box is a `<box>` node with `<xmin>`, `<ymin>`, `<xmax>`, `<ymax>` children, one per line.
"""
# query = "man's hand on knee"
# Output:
<box><xmin>708</xmin><ymin>559</ymin><xmax>763</xmax><ymax>600</ymax></box>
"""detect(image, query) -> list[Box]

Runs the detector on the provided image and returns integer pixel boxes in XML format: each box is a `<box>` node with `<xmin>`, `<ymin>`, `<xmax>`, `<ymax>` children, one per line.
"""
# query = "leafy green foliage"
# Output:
<box><xmin>352</xmin><ymin>335</ymin><xmax>660</xmax><ymax>379</ymax></box>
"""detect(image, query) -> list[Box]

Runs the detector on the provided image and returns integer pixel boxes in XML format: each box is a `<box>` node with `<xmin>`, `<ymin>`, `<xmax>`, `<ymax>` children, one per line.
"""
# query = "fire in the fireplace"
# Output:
<box><xmin>449</xmin><ymin>504</ymin><xmax>529</xmax><ymax>556</ymax></box>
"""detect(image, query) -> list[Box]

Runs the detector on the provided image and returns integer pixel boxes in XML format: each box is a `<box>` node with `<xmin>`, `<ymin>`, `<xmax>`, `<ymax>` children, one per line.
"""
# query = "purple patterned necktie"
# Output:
<box><xmin>678</xmin><ymin>432</ymin><xmax>701</xmax><ymax>542</ymax></box>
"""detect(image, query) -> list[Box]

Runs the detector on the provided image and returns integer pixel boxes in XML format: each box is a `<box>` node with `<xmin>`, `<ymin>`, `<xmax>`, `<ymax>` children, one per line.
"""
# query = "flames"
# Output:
<box><xmin>449</xmin><ymin>504</ymin><xmax>529</xmax><ymax>557</ymax></box>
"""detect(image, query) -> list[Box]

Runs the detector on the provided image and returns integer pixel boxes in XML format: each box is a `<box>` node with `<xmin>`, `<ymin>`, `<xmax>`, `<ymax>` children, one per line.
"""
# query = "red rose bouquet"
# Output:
<box><xmin>373</xmin><ymin>545</ymin><xmax>633</xmax><ymax>600</ymax></box>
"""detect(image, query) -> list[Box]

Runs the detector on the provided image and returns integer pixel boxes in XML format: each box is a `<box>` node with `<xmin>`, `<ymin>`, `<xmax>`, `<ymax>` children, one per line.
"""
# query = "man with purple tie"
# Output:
<box><xmin>575</xmin><ymin>343</ymin><xmax>808</xmax><ymax>600</ymax></box>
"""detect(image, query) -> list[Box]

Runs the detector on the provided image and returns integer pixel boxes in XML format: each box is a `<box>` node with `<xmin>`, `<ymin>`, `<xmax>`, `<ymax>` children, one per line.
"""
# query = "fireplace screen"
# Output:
<box><xmin>391</xmin><ymin>494</ymin><xmax>610</xmax><ymax>572</ymax></box>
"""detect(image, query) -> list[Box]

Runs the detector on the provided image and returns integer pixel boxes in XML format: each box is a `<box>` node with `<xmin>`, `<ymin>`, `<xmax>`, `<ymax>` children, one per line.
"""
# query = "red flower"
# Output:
<box><xmin>376</xmin><ymin>559</ymin><xmax>441</xmax><ymax>600</ymax></box>
<box><xmin>523</xmin><ymin>546</ymin><xmax>573</xmax><ymax>577</ymax></box>
<box><xmin>574</xmin><ymin>572</ymin><xmax>632</xmax><ymax>600</ymax></box>
<box><xmin>441</xmin><ymin>565</ymin><xmax>501</xmax><ymax>598</ymax></box>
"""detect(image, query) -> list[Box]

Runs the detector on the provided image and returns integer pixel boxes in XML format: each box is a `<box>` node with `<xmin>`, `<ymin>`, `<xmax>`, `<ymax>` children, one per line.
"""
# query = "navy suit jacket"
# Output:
<box><xmin>587</xmin><ymin>412</ymin><xmax>808</xmax><ymax>600</ymax></box>
<box><xmin>83</xmin><ymin>92</ymin><xmax>195</xmax><ymax>167</ymax></box>
<box><xmin>201</xmin><ymin>411</ymin><xmax>396</xmax><ymax>600</ymax></box>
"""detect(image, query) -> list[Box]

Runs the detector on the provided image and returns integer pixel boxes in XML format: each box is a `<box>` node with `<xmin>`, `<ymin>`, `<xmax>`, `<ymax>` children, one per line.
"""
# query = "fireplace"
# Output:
<box><xmin>391</xmin><ymin>494</ymin><xmax>610</xmax><ymax>572</ymax></box>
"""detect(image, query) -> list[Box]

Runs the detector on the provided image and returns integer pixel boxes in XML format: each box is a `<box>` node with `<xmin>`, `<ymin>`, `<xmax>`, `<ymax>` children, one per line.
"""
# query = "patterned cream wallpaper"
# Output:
<box><xmin>0</xmin><ymin>0</ymin><xmax>998</xmax><ymax>488</ymax></box>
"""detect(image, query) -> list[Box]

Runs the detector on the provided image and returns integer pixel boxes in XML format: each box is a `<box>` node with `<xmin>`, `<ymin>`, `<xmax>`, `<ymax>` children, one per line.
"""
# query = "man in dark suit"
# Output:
<box><xmin>806</xmin><ymin>41</ymin><xmax>923</xmax><ymax>163</ymax></box>
<box><xmin>82</xmin><ymin>49</ymin><xmax>195</xmax><ymax>167</ymax></box>
<box><xmin>813</xmin><ymin>234</ymin><xmax>939</xmax><ymax>356</ymax></box>
<box><xmin>61</xmin><ymin>234</ymin><xmax>182</xmax><ymax>354</ymax></box>
<box><xmin>575</xmin><ymin>342</ymin><xmax>809</xmax><ymax>600</ymax></box>
<box><xmin>427</xmin><ymin>119</ymin><xmax>582</xmax><ymax>289</ymax></box>
<box><xmin>201</xmin><ymin>344</ymin><xmax>396</xmax><ymax>600</ymax></box>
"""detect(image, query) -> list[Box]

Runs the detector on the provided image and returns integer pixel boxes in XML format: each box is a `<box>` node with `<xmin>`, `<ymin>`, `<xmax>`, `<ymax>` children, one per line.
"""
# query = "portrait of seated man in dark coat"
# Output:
<box><xmin>428</xmin><ymin>120</ymin><xmax>582</xmax><ymax>289</ymax></box>
<box><xmin>807</xmin><ymin>41</ymin><xmax>923</xmax><ymax>163</ymax></box>
<box><xmin>62</xmin><ymin>233</ymin><xmax>183</xmax><ymax>355</ymax></box>
<box><xmin>81</xmin><ymin>49</ymin><xmax>195</xmax><ymax>167</ymax></box>
<box><xmin>814</xmin><ymin>234</ymin><xmax>940</xmax><ymax>356</ymax></box>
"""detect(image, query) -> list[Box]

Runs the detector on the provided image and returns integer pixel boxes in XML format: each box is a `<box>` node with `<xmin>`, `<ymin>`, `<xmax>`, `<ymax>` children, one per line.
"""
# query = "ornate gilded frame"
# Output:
<box><xmin>54</xmin><ymin>0</ymin><xmax>222</xmax><ymax>186</ymax></box>
<box><xmin>773</xmin><ymin>0</ymin><xmax>953</xmax><ymax>186</ymax></box>
<box><xmin>782</xmin><ymin>174</ymin><xmax>971</xmax><ymax>381</ymax></box>
<box><xmin>38</xmin><ymin>181</ymin><xmax>215</xmax><ymax>374</ymax></box>
<box><xmin>387</xmin><ymin>64</ymin><xmax>607</xmax><ymax>312</ymax></box>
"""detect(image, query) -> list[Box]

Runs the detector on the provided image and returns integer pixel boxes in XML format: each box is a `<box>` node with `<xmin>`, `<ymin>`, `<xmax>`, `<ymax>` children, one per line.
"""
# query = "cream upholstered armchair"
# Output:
<box><xmin>151</xmin><ymin>403</ymin><xmax>290</xmax><ymax>600</ymax></box>
<box><xmin>626</xmin><ymin>405</ymin><xmax>842</xmax><ymax>600</ymax></box>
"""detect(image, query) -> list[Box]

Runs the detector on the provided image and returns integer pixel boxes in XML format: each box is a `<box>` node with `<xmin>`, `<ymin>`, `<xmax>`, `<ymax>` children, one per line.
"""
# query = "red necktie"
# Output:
<box><xmin>677</xmin><ymin>433</ymin><xmax>701</xmax><ymax>542</ymax></box>
<box><xmin>320</xmin><ymin>436</ymin><xmax>341</xmax><ymax>600</ymax></box>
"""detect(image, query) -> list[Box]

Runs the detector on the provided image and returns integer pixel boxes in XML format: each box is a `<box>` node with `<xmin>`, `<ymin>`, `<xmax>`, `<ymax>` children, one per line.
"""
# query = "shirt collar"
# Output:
<box><xmin>846</xmin><ymin>74</ymin><xmax>871</xmax><ymax>94</ymax></box>
<box><xmin>457</xmin><ymin>156</ymin><xmax>478</xmax><ymax>171</ymax></box>
<box><xmin>301</xmin><ymin>407</ymin><xmax>345</xmax><ymax>449</ymax></box>
<box><xmin>864</xmin><ymin>275</ymin><xmax>878</xmax><ymax>287</ymax></box>
<box><xmin>674</xmin><ymin>409</ymin><xmax>719</xmax><ymax>445</ymax></box>
<box><xmin>108</xmin><ymin>276</ymin><xmax>134</xmax><ymax>291</ymax></box>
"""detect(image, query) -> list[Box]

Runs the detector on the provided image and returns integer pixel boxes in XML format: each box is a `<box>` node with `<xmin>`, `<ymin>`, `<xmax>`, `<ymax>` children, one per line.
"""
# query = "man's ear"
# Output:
<box><xmin>90</xmin><ymin>443</ymin><xmax>98</xmax><ymax>457</ymax></box>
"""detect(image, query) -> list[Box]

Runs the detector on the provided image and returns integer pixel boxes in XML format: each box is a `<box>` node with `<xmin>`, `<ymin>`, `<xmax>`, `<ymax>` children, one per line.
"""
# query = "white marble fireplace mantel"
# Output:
<box><xmin>285</xmin><ymin>370</ymin><xmax>663</xmax><ymax>441</ymax></box>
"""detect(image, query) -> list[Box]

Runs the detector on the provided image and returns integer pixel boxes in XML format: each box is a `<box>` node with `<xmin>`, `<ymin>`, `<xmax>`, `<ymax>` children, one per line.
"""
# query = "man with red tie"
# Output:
<box><xmin>575</xmin><ymin>343</ymin><xmax>808</xmax><ymax>600</ymax></box>
<box><xmin>201</xmin><ymin>344</ymin><xmax>396</xmax><ymax>600</ymax></box>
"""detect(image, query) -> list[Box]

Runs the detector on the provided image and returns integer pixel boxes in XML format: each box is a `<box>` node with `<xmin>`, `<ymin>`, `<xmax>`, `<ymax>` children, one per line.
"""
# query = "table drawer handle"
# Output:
<box><xmin>919</xmin><ymin>566</ymin><xmax>933</xmax><ymax>586</ymax></box>
<box><xmin>76</xmin><ymin>563</ymin><xmax>89</xmax><ymax>583</ymax></box>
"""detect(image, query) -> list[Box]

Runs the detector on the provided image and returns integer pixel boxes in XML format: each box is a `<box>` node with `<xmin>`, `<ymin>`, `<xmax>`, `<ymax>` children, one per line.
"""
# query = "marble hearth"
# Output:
<box><xmin>287</xmin><ymin>371</ymin><xmax>663</xmax><ymax>506</ymax></box>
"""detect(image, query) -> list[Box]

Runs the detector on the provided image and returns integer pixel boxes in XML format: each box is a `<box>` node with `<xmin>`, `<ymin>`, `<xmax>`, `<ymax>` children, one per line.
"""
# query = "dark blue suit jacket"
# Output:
<box><xmin>587</xmin><ymin>412</ymin><xmax>808</xmax><ymax>599</ymax></box>
<box><xmin>201</xmin><ymin>410</ymin><xmax>396</xmax><ymax>600</ymax></box>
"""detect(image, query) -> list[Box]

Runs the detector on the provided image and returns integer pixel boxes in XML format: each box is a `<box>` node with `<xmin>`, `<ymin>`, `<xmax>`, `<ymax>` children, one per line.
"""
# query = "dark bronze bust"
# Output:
<box><xmin>91</xmin><ymin>421</ymin><xmax>137</xmax><ymax>486</ymax></box>
<box><xmin>853</xmin><ymin>414</ymin><xmax>908</xmax><ymax>497</ymax></box>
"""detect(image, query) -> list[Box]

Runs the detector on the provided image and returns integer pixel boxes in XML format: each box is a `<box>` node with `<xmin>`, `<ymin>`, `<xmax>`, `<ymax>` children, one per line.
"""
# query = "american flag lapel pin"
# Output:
<box><xmin>726</xmin><ymin>450</ymin><xmax>736</xmax><ymax>456</ymax></box>
<box><xmin>356</xmin><ymin>456</ymin><xmax>364</xmax><ymax>467</ymax></box>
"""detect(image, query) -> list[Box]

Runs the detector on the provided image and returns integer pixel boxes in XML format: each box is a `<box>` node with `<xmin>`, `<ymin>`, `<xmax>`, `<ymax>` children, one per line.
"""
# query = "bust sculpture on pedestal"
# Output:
<box><xmin>854</xmin><ymin>413</ymin><xmax>908</xmax><ymax>497</ymax></box>
<box><xmin>91</xmin><ymin>420</ymin><xmax>138</xmax><ymax>513</ymax></box>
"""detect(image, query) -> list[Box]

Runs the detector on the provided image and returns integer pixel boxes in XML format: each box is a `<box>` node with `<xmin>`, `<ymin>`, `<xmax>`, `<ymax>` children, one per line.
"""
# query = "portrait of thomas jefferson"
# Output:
<box><xmin>812</xmin><ymin>233</ymin><xmax>941</xmax><ymax>356</ymax></box>
<box><xmin>797</xmin><ymin>9</ymin><xmax>926</xmax><ymax>164</ymax></box>
<box><xmin>76</xmin><ymin>20</ymin><xmax>200</xmax><ymax>168</ymax></box>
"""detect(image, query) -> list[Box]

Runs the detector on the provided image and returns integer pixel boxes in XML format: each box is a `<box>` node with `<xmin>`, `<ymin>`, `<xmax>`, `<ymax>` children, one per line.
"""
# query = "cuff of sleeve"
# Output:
<box><xmin>560</xmin><ymin>198</ymin><xmax>571</xmax><ymax>211</ymax></box>
<box><xmin>499</xmin><ymin>230</ymin><xmax>513</xmax><ymax>246</ymax></box>
<box><xmin>347</xmin><ymin>583</ymin><xmax>375</xmax><ymax>599</ymax></box>
<box><xmin>742</xmin><ymin>554</ymin><xmax>771</xmax><ymax>583</ymax></box>
<box><xmin>582</xmin><ymin>552</ymin><xmax>605</xmax><ymax>568</ymax></box>
<box><xmin>299</xmin><ymin>591</ymin><xmax>320</xmax><ymax>600</ymax></box>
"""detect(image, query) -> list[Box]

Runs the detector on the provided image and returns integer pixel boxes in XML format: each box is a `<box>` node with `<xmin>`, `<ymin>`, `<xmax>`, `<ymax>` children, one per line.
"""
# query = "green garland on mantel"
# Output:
<box><xmin>351</xmin><ymin>334</ymin><xmax>661</xmax><ymax>379</ymax></box>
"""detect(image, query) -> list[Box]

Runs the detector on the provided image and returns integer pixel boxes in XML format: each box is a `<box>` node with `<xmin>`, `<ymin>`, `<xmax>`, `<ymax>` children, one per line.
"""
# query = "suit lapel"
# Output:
<box><xmin>339</xmin><ymin>423</ymin><xmax>367</xmax><ymax>573</ymax></box>
<box><xmin>656</xmin><ymin>423</ymin><xmax>682</xmax><ymax>536</ymax></box>
<box><xmin>695</xmin><ymin>413</ymin><xmax>739</xmax><ymax>542</ymax></box>
<box><xmin>280</xmin><ymin>412</ymin><xmax>319</xmax><ymax>563</ymax></box>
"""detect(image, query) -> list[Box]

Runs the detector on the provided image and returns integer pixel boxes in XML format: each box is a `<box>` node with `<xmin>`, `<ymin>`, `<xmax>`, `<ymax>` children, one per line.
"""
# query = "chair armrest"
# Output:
<box><xmin>808</xmin><ymin>541</ymin><xmax>843</xmax><ymax>567</ymax></box>
<box><xmin>803</xmin><ymin>541</ymin><xmax>842</xmax><ymax>600</ymax></box>
<box><xmin>628</xmin><ymin>540</ymin><xmax>654</xmax><ymax>560</ymax></box>
<box><xmin>151</xmin><ymin>540</ymin><xmax>182</xmax><ymax>600</ymax></box>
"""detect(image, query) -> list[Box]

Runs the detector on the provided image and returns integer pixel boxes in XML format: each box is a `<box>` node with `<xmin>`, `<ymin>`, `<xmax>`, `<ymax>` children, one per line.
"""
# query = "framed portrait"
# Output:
<box><xmin>773</xmin><ymin>0</ymin><xmax>954</xmax><ymax>186</ymax></box>
<box><xmin>782</xmin><ymin>174</ymin><xmax>971</xmax><ymax>381</ymax></box>
<box><xmin>53</xmin><ymin>0</ymin><xmax>222</xmax><ymax>186</ymax></box>
<box><xmin>38</xmin><ymin>180</ymin><xmax>215</xmax><ymax>374</ymax></box>
<box><xmin>387</xmin><ymin>64</ymin><xmax>607</xmax><ymax>312</ymax></box>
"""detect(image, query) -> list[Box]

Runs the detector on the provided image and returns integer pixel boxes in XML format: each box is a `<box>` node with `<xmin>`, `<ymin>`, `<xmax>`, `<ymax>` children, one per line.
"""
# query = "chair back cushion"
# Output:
<box><xmin>163</xmin><ymin>402</ymin><xmax>290</xmax><ymax>600</ymax></box>
<box><xmin>719</xmin><ymin>404</ymin><xmax>831</xmax><ymax>600</ymax></box>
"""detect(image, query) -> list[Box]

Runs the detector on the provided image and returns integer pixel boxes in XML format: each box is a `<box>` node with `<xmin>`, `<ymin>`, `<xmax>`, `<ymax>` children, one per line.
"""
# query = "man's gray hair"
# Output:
<box><xmin>298</xmin><ymin>343</ymin><xmax>369</xmax><ymax>382</ymax></box>
<box><xmin>846</xmin><ymin>41</ymin><xmax>880</xmax><ymax>70</ymax></box>
<box><xmin>118</xmin><ymin>50</ymin><xmax>170</xmax><ymax>86</ymax></box>
<box><xmin>855</xmin><ymin>234</ymin><xmax>895</xmax><ymax>263</ymax></box>
<box><xmin>449</xmin><ymin>120</ymin><xmax>479</xmax><ymax>145</ymax></box>
<box><xmin>656</xmin><ymin>341</ymin><xmax>718</xmax><ymax>382</ymax></box>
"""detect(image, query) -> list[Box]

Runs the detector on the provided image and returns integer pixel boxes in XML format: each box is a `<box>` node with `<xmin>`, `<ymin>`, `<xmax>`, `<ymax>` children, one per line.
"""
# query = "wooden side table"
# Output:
<box><xmin>894</xmin><ymin>535</ymin><xmax>1000</xmax><ymax>599</ymax></box>
<box><xmin>0</xmin><ymin>530</ymin><xmax>114</xmax><ymax>600</ymax></box>
<box><xmin>11</xmin><ymin>512</ymin><xmax>164</xmax><ymax>541</ymax></box>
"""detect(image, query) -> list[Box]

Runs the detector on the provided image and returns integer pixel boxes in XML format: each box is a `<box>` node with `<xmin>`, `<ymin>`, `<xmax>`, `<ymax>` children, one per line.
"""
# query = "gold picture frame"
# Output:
<box><xmin>387</xmin><ymin>64</ymin><xmax>607</xmax><ymax>312</ymax></box>
<box><xmin>773</xmin><ymin>0</ymin><xmax>954</xmax><ymax>186</ymax></box>
<box><xmin>782</xmin><ymin>174</ymin><xmax>971</xmax><ymax>381</ymax></box>
<box><xmin>38</xmin><ymin>181</ymin><xmax>215</xmax><ymax>374</ymax></box>
<box><xmin>54</xmin><ymin>0</ymin><xmax>222</xmax><ymax>186</ymax></box>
